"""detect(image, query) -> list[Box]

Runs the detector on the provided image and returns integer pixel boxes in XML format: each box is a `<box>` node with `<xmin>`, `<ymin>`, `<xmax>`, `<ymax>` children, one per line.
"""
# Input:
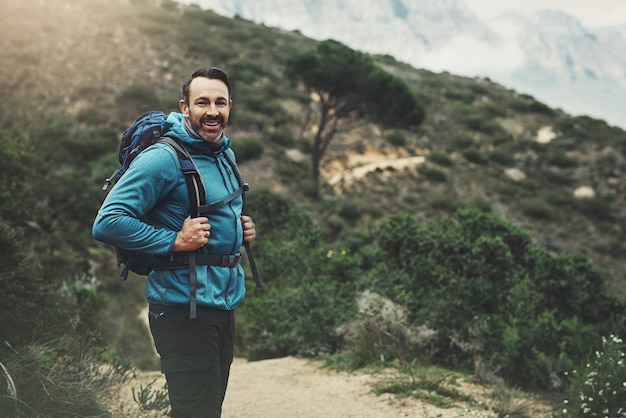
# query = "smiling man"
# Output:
<box><xmin>93</xmin><ymin>67</ymin><xmax>256</xmax><ymax>418</ymax></box>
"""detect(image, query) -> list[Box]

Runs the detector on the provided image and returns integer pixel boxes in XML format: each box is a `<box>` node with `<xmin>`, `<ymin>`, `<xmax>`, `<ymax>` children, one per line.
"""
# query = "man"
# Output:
<box><xmin>93</xmin><ymin>67</ymin><xmax>255</xmax><ymax>417</ymax></box>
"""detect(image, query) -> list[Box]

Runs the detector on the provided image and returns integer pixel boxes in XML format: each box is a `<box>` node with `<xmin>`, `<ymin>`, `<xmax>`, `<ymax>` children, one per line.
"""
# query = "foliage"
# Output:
<box><xmin>0</xmin><ymin>103</ymin><xmax>128</xmax><ymax>415</ymax></box>
<box><xmin>240</xmin><ymin>190</ymin><xmax>360</xmax><ymax>359</ymax></box>
<box><xmin>231</xmin><ymin>138</ymin><xmax>264</xmax><ymax>163</ymax></box>
<box><xmin>462</xmin><ymin>147</ymin><xmax>490</xmax><ymax>165</ymax></box>
<box><xmin>361</xmin><ymin>209</ymin><xmax>626</xmax><ymax>390</ymax></box>
<box><xmin>385</xmin><ymin>131</ymin><xmax>407</xmax><ymax>147</ymax></box>
<box><xmin>284</xmin><ymin>39</ymin><xmax>424</xmax><ymax>184</ymax></box>
<box><xmin>116</xmin><ymin>84</ymin><xmax>162</xmax><ymax>117</ymax></box>
<box><xmin>238</xmin><ymin>193</ymin><xmax>626</xmax><ymax>392</ymax></box>
<box><xmin>132</xmin><ymin>378</ymin><xmax>171</xmax><ymax>415</ymax></box>
<box><xmin>520</xmin><ymin>198</ymin><xmax>557</xmax><ymax>220</ymax></box>
<box><xmin>418</xmin><ymin>165</ymin><xmax>448</xmax><ymax>182</ymax></box>
<box><xmin>428</xmin><ymin>151</ymin><xmax>454</xmax><ymax>167</ymax></box>
<box><xmin>554</xmin><ymin>335</ymin><xmax>626</xmax><ymax>418</ymax></box>
<box><xmin>0</xmin><ymin>337</ymin><xmax>131</xmax><ymax>417</ymax></box>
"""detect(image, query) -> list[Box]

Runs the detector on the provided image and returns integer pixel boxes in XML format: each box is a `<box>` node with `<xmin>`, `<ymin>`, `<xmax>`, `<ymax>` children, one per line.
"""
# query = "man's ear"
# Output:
<box><xmin>179</xmin><ymin>99</ymin><xmax>189</xmax><ymax>116</ymax></box>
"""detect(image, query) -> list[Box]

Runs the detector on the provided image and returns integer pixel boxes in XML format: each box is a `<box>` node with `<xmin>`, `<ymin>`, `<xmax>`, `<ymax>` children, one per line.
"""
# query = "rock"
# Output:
<box><xmin>536</xmin><ymin>126</ymin><xmax>557</xmax><ymax>144</ymax></box>
<box><xmin>504</xmin><ymin>168</ymin><xmax>526</xmax><ymax>182</ymax></box>
<box><xmin>573</xmin><ymin>185</ymin><xmax>595</xmax><ymax>199</ymax></box>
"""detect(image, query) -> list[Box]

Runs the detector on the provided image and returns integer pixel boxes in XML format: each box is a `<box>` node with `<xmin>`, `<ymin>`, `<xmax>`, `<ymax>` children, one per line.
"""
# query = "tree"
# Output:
<box><xmin>285</xmin><ymin>40</ymin><xmax>425</xmax><ymax>189</ymax></box>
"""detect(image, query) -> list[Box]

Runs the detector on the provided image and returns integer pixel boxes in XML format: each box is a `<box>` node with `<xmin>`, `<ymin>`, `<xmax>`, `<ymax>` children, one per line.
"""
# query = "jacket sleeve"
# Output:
<box><xmin>92</xmin><ymin>145</ymin><xmax>182</xmax><ymax>254</ymax></box>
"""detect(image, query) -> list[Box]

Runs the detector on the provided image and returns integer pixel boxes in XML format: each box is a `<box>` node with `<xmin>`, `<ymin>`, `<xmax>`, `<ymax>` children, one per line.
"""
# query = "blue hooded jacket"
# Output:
<box><xmin>92</xmin><ymin>112</ymin><xmax>246</xmax><ymax>310</ymax></box>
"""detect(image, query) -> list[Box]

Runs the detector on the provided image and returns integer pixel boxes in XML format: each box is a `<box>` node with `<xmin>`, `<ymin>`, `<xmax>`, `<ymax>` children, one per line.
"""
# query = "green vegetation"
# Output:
<box><xmin>555</xmin><ymin>335</ymin><xmax>626</xmax><ymax>418</ymax></box>
<box><xmin>2</xmin><ymin>0</ymin><xmax>626</xmax><ymax>415</ymax></box>
<box><xmin>284</xmin><ymin>39</ymin><xmax>424</xmax><ymax>186</ymax></box>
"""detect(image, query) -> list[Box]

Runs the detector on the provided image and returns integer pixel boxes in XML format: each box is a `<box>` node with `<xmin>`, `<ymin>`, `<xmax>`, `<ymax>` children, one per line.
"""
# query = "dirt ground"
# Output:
<box><xmin>223</xmin><ymin>357</ymin><xmax>491</xmax><ymax>418</ymax></box>
<box><xmin>119</xmin><ymin>356</ymin><xmax>553</xmax><ymax>418</ymax></box>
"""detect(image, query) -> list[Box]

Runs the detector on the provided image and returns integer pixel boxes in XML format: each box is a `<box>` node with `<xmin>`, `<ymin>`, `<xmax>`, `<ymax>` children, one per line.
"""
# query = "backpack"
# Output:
<box><xmin>102</xmin><ymin>111</ymin><xmax>261</xmax><ymax>317</ymax></box>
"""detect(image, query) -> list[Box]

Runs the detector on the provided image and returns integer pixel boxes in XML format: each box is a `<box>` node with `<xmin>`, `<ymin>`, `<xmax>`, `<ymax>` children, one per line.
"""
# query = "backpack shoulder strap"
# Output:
<box><xmin>222</xmin><ymin>150</ymin><xmax>262</xmax><ymax>289</ymax></box>
<box><xmin>158</xmin><ymin>136</ymin><xmax>207</xmax><ymax>217</ymax></box>
<box><xmin>157</xmin><ymin>136</ymin><xmax>206</xmax><ymax>319</ymax></box>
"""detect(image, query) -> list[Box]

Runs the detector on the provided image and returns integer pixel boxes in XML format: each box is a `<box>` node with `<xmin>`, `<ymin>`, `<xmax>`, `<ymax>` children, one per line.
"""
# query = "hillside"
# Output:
<box><xmin>2</xmin><ymin>0</ymin><xmax>626</xmax><ymax>299</ymax></box>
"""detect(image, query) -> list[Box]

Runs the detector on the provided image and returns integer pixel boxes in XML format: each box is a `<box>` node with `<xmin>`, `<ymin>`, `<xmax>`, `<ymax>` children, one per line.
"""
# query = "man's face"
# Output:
<box><xmin>179</xmin><ymin>77</ymin><xmax>232</xmax><ymax>143</ymax></box>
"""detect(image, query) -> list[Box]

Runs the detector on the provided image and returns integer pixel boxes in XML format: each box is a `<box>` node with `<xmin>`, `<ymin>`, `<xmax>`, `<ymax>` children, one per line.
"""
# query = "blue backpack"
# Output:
<box><xmin>103</xmin><ymin>110</ymin><xmax>168</xmax><ymax>192</ymax></box>
<box><xmin>101</xmin><ymin>111</ymin><xmax>261</xmax><ymax>317</ymax></box>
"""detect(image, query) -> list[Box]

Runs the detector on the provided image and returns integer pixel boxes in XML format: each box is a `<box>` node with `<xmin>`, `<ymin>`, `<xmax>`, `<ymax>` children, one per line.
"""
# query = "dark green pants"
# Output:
<box><xmin>148</xmin><ymin>304</ymin><xmax>235</xmax><ymax>418</ymax></box>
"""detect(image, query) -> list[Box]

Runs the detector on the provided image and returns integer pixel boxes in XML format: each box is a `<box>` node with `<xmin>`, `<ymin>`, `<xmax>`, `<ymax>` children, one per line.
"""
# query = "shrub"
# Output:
<box><xmin>462</xmin><ymin>147</ymin><xmax>489</xmax><ymax>165</ymax></box>
<box><xmin>267</xmin><ymin>127</ymin><xmax>295</xmax><ymax>147</ymax></box>
<box><xmin>431</xmin><ymin>195</ymin><xmax>463</xmax><ymax>212</ymax></box>
<box><xmin>418</xmin><ymin>166</ymin><xmax>447</xmax><ymax>182</ymax></box>
<box><xmin>116</xmin><ymin>85</ymin><xmax>161</xmax><ymax>116</ymax></box>
<box><xmin>489</xmin><ymin>149</ymin><xmax>516</xmax><ymax>166</ymax></box>
<box><xmin>385</xmin><ymin>132</ymin><xmax>406</xmax><ymax>147</ymax></box>
<box><xmin>555</xmin><ymin>335</ymin><xmax>626</xmax><ymax>418</ymax></box>
<box><xmin>335</xmin><ymin>291</ymin><xmax>437</xmax><ymax>366</ymax></box>
<box><xmin>576</xmin><ymin>197</ymin><xmax>614</xmax><ymax>221</ymax></box>
<box><xmin>0</xmin><ymin>338</ymin><xmax>131</xmax><ymax>417</ymax></box>
<box><xmin>428</xmin><ymin>151</ymin><xmax>453</xmax><ymax>167</ymax></box>
<box><xmin>520</xmin><ymin>198</ymin><xmax>556</xmax><ymax>220</ymax></box>
<box><xmin>363</xmin><ymin>209</ymin><xmax>626</xmax><ymax>390</ymax></box>
<box><xmin>546</xmin><ymin>151</ymin><xmax>578</xmax><ymax>169</ymax></box>
<box><xmin>451</xmin><ymin>134</ymin><xmax>475</xmax><ymax>150</ymax></box>
<box><xmin>337</xmin><ymin>199</ymin><xmax>363</xmax><ymax>222</ymax></box>
<box><xmin>443</xmin><ymin>88</ymin><xmax>475</xmax><ymax>103</ymax></box>
<box><xmin>231</xmin><ymin>138</ymin><xmax>264</xmax><ymax>163</ymax></box>
<box><xmin>468</xmin><ymin>197</ymin><xmax>491</xmax><ymax>213</ymax></box>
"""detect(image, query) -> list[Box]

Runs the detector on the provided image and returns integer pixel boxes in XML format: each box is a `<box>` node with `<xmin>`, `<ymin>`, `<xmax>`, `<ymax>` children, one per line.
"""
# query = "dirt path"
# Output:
<box><xmin>223</xmin><ymin>357</ymin><xmax>445</xmax><ymax>418</ymax></box>
<box><xmin>122</xmin><ymin>356</ymin><xmax>546</xmax><ymax>418</ymax></box>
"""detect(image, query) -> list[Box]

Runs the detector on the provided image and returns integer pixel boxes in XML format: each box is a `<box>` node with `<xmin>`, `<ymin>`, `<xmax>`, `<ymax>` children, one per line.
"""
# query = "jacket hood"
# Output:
<box><xmin>162</xmin><ymin>112</ymin><xmax>231</xmax><ymax>154</ymax></box>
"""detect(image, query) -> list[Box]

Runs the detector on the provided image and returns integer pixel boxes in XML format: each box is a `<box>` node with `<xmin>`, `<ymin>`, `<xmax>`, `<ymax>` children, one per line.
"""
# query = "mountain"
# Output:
<box><xmin>2</xmin><ymin>0</ymin><xmax>626</xmax><ymax>297</ymax></box>
<box><xmin>179</xmin><ymin>0</ymin><xmax>626</xmax><ymax>129</ymax></box>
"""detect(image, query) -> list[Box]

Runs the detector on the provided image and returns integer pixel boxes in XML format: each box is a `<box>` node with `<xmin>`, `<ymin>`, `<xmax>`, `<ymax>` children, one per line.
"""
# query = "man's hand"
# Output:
<box><xmin>241</xmin><ymin>215</ymin><xmax>256</xmax><ymax>243</ymax></box>
<box><xmin>172</xmin><ymin>216</ymin><xmax>211</xmax><ymax>252</ymax></box>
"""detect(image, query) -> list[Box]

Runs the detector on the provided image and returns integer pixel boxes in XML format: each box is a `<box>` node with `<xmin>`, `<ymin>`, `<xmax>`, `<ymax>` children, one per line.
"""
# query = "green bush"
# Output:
<box><xmin>428</xmin><ymin>151</ymin><xmax>453</xmax><ymax>167</ymax></box>
<box><xmin>443</xmin><ymin>88</ymin><xmax>475</xmax><ymax>103</ymax></box>
<box><xmin>576</xmin><ymin>197</ymin><xmax>614</xmax><ymax>221</ymax></box>
<box><xmin>267</xmin><ymin>126</ymin><xmax>295</xmax><ymax>147</ymax></box>
<box><xmin>385</xmin><ymin>132</ymin><xmax>406</xmax><ymax>147</ymax></box>
<box><xmin>240</xmin><ymin>191</ymin><xmax>359</xmax><ymax>359</ymax></box>
<box><xmin>546</xmin><ymin>151</ymin><xmax>578</xmax><ymax>169</ymax></box>
<box><xmin>431</xmin><ymin>195</ymin><xmax>463</xmax><ymax>212</ymax></box>
<box><xmin>0</xmin><ymin>338</ymin><xmax>131</xmax><ymax>417</ymax></box>
<box><xmin>451</xmin><ymin>134</ymin><xmax>475</xmax><ymax>150</ymax></box>
<box><xmin>362</xmin><ymin>209</ymin><xmax>626</xmax><ymax>390</ymax></box>
<box><xmin>231</xmin><ymin>138</ymin><xmax>264</xmax><ymax>163</ymax></box>
<box><xmin>520</xmin><ymin>198</ymin><xmax>556</xmax><ymax>220</ymax></box>
<box><xmin>462</xmin><ymin>147</ymin><xmax>489</xmax><ymax>165</ymax></box>
<box><xmin>489</xmin><ymin>149</ymin><xmax>516</xmax><ymax>166</ymax></box>
<box><xmin>116</xmin><ymin>84</ymin><xmax>162</xmax><ymax>116</ymax></box>
<box><xmin>555</xmin><ymin>335</ymin><xmax>626</xmax><ymax>418</ymax></box>
<box><xmin>418</xmin><ymin>166</ymin><xmax>447</xmax><ymax>182</ymax></box>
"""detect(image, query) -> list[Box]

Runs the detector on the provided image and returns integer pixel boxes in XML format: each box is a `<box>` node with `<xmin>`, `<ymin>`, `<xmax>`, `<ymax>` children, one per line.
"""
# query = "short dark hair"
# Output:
<box><xmin>181</xmin><ymin>67</ymin><xmax>231</xmax><ymax>104</ymax></box>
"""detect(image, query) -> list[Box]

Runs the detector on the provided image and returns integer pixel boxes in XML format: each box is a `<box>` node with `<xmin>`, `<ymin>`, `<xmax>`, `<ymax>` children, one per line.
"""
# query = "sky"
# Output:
<box><xmin>465</xmin><ymin>0</ymin><xmax>626</xmax><ymax>28</ymax></box>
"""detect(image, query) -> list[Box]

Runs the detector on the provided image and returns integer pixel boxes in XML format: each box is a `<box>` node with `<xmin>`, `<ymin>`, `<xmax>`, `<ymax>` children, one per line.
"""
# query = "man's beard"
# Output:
<box><xmin>190</xmin><ymin>116</ymin><xmax>225</xmax><ymax>142</ymax></box>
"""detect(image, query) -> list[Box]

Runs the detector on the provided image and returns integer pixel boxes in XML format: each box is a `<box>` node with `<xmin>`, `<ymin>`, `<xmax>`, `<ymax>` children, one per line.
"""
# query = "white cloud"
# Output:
<box><xmin>416</xmin><ymin>35</ymin><xmax>525</xmax><ymax>78</ymax></box>
<box><xmin>465</xmin><ymin>0</ymin><xmax>626</xmax><ymax>28</ymax></box>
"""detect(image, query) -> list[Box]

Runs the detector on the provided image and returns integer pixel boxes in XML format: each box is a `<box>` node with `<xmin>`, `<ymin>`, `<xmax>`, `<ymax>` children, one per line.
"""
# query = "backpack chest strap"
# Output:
<box><xmin>198</xmin><ymin>185</ymin><xmax>248</xmax><ymax>214</ymax></box>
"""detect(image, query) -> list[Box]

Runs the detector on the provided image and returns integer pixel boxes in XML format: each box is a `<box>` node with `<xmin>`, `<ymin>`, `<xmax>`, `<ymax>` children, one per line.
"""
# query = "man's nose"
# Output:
<box><xmin>205</xmin><ymin>103</ymin><xmax>219</xmax><ymax>115</ymax></box>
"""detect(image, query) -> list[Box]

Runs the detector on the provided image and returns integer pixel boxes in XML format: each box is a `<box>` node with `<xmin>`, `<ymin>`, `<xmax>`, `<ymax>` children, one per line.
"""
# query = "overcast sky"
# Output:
<box><xmin>465</xmin><ymin>0</ymin><xmax>626</xmax><ymax>28</ymax></box>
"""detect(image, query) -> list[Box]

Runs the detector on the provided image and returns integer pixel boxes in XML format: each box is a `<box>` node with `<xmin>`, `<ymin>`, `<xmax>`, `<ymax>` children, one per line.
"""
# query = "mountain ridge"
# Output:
<box><xmin>180</xmin><ymin>0</ymin><xmax>626</xmax><ymax>129</ymax></box>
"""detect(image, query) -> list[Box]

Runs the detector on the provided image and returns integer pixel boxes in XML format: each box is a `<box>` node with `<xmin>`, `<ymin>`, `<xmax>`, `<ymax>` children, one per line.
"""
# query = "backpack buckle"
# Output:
<box><xmin>221</xmin><ymin>254</ymin><xmax>241</xmax><ymax>267</ymax></box>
